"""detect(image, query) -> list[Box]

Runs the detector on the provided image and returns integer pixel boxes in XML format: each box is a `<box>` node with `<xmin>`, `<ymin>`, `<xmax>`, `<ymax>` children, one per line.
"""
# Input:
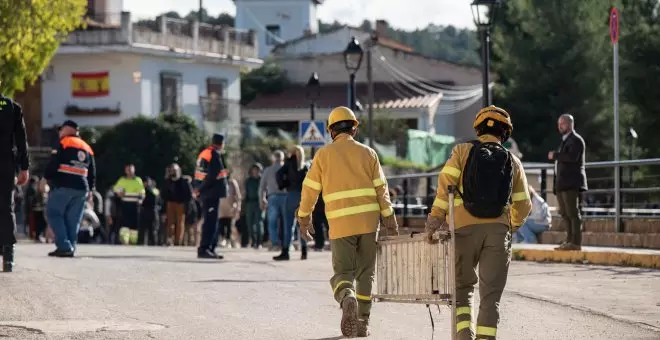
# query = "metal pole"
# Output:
<box><xmin>367</xmin><ymin>48</ymin><xmax>374</xmax><ymax>148</ymax></box>
<box><xmin>481</xmin><ymin>29</ymin><xmax>491</xmax><ymax>107</ymax></box>
<box><xmin>349</xmin><ymin>73</ymin><xmax>356</xmax><ymax>110</ymax></box>
<box><xmin>198</xmin><ymin>0</ymin><xmax>203</xmax><ymax>22</ymax></box>
<box><xmin>614</xmin><ymin>41</ymin><xmax>621</xmax><ymax>232</ymax></box>
<box><xmin>540</xmin><ymin>169</ymin><xmax>547</xmax><ymax>201</ymax></box>
<box><xmin>310</xmin><ymin>102</ymin><xmax>316</xmax><ymax>158</ymax></box>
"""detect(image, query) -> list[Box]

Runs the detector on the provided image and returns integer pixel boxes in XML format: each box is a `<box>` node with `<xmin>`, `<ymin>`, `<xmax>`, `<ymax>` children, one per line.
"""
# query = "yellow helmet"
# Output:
<box><xmin>328</xmin><ymin>106</ymin><xmax>359</xmax><ymax>129</ymax></box>
<box><xmin>473</xmin><ymin>105</ymin><xmax>513</xmax><ymax>132</ymax></box>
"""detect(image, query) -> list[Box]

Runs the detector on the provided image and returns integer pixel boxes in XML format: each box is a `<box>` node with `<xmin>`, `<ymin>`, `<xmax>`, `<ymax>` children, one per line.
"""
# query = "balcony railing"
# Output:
<box><xmin>62</xmin><ymin>12</ymin><xmax>258</xmax><ymax>59</ymax></box>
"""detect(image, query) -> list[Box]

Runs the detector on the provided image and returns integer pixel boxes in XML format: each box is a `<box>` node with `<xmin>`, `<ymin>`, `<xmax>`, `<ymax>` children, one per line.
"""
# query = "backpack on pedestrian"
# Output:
<box><xmin>459</xmin><ymin>140</ymin><xmax>514</xmax><ymax>218</ymax></box>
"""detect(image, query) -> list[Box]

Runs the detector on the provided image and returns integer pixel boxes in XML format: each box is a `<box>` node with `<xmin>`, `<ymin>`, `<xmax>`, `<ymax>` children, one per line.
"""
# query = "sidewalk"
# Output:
<box><xmin>512</xmin><ymin>244</ymin><xmax>660</xmax><ymax>269</ymax></box>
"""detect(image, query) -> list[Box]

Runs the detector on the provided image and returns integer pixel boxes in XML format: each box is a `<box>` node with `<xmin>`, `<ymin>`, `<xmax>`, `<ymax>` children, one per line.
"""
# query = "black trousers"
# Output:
<box><xmin>313</xmin><ymin>213</ymin><xmax>327</xmax><ymax>250</ymax></box>
<box><xmin>120</xmin><ymin>202</ymin><xmax>140</xmax><ymax>230</ymax></box>
<box><xmin>198</xmin><ymin>196</ymin><xmax>220</xmax><ymax>254</ymax></box>
<box><xmin>138</xmin><ymin>211</ymin><xmax>158</xmax><ymax>246</ymax></box>
<box><xmin>0</xmin><ymin>166</ymin><xmax>16</xmax><ymax>247</ymax></box>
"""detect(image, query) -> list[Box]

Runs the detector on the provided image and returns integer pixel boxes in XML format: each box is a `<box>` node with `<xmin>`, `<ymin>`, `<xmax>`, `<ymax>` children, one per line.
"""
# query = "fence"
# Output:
<box><xmin>386</xmin><ymin>158</ymin><xmax>660</xmax><ymax>232</ymax></box>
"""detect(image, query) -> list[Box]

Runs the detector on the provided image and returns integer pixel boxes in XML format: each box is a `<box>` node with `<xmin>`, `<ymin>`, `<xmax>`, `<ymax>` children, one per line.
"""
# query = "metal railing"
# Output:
<box><xmin>386</xmin><ymin>158</ymin><xmax>660</xmax><ymax>231</ymax></box>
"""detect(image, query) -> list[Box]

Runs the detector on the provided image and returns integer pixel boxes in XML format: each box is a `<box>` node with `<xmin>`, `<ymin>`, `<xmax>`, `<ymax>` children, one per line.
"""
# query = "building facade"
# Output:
<box><xmin>34</xmin><ymin>11</ymin><xmax>262</xmax><ymax>146</ymax></box>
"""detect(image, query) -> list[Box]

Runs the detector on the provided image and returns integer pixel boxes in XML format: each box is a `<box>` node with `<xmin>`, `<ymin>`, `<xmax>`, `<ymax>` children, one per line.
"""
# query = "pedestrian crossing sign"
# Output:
<box><xmin>299</xmin><ymin>120</ymin><xmax>327</xmax><ymax>147</ymax></box>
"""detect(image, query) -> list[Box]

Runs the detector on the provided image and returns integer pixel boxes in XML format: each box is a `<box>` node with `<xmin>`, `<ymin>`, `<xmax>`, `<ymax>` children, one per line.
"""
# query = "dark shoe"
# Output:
<box><xmin>2</xmin><ymin>245</ymin><xmax>14</xmax><ymax>272</ymax></box>
<box><xmin>301</xmin><ymin>247</ymin><xmax>308</xmax><ymax>260</ymax></box>
<box><xmin>340</xmin><ymin>296</ymin><xmax>358</xmax><ymax>337</ymax></box>
<box><xmin>211</xmin><ymin>251</ymin><xmax>224</xmax><ymax>260</ymax></box>
<box><xmin>273</xmin><ymin>252</ymin><xmax>290</xmax><ymax>261</ymax></box>
<box><xmin>357</xmin><ymin>319</ymin><xmax>370</xmax><ymax>337</ymax></box>
<box><xmin>48</xmin><ymin>249</ymin><xmax>74</xmax><ymax>257</ymax></box>
<box><xmin>198</xmin><ymin>250</ymin><xmax>222</xmax><ymax>259</ymax></box>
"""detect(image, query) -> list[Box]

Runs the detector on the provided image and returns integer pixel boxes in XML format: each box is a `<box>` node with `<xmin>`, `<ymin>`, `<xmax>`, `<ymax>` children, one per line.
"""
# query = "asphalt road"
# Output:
<box><xmin>1</xmin><ymin>244</ymin><xmax>658</xmax><ymax>340</ymax></box>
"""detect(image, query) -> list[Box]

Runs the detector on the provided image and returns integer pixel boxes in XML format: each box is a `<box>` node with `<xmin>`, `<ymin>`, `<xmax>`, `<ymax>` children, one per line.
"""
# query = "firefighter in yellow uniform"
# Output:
<box><xmin>296</xmin><ymin>106</ymin><xmax>398</xmax><ymax>338</ymax></box>
<box><xmin>425</xmin><ymin>105</ymin><xmax>532</xmax><ymax>340</ymax></box>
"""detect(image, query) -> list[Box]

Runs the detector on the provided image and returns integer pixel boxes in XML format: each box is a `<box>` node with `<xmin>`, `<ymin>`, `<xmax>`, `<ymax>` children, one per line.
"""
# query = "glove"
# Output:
<box><xmin>381</xmin><ymin>214</ymin><xmax>399</xmax><ymax>236</ymax></box>
<box><xmin>425</xmin><ymin>214</ymin><xmax>448</xmax><ymax>244</ymax></box>
<box><xmin>296</xmin><ymin>209</ymin><xmax>315</xmax><ymax>242</ymax></box>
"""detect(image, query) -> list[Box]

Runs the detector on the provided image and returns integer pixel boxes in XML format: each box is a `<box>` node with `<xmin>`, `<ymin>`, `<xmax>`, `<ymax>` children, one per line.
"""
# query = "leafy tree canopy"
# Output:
<box><xmin>0</xmin><ymin>0</ymin><xmax>87</xmax><ymax>96</ymax></box>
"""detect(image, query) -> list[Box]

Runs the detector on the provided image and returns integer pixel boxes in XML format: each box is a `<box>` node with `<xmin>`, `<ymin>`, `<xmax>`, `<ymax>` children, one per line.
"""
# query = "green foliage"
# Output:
<box><xmin>319</xmin><ymin>21</ymin><xmax>480</xmax><ymax>66</ymax></box>
<box><xmin>135</xmin><ymin>9</ymin><xmax>234</xmax><ymax>30</ymax></box>
<box><xmin>381</xmin><ymin>157</ymin><xmax>430</xmax><ymax>171</ymax></box>
<box><xmin>240</xmin><ymin>61</ymin><xmax>291</xmax><ymax>105</ymax></box>
<box><xmin>0</xmin><ymin>0</ymin><xmax>87</xmax><ymax>96</ymax></box>
<box><xmin>491</xmin><ymin>0</ymin><xmax>613</xmax><ymax>162</ymax></box>
<box><xmin>90</xmin><ymin>114</ymin><xmax>208</xmax><ymax>193</ymax></box>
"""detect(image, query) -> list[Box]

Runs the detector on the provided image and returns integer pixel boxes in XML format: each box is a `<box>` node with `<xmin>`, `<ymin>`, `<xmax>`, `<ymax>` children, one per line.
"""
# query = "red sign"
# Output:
<box><xmin>610</xmin><ymin>7</ymin><xmax>619</xmax><ymax>44</ymax></box>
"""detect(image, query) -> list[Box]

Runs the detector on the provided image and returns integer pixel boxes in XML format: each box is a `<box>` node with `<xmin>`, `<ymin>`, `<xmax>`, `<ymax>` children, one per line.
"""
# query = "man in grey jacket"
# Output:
<box><xmin>548</xmin><ymin>113</ymin><xmax>588</xmax><ymax>251</ymax></box>
<box><xmin>259</xmin><ymin>150</ymin><xmax>287</xmax><ymax>251</ymax></box>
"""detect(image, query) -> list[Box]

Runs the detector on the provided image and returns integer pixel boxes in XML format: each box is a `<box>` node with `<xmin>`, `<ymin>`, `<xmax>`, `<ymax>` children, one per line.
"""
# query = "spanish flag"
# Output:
<box><xmin>71</xmin><ymin>71</ymin><xmax>110</xmax><ymax>97</ymax></box>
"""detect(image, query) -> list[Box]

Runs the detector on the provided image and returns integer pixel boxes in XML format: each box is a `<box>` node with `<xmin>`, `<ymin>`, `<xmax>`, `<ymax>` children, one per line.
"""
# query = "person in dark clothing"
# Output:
<box><xmin>44</xmin><ymin>120</ymin><xmax>96</xmax><ymax>257</ymax></box>
<box><xmin>162</xmin><ymin>163</ymin><xmax>193</xmax><ymax>246</ymax></box>
<box><xmin>0</xmin><ymin>91</ymin><xmax>30</xmax><ymax>272</ymax></box>
<box><xmin>312</xmin><ymin>196</ymin><xmax>328</xmax><ymax>251</ymax></box>
<box><xmin>184</xmin><ymin>193</ymin><xmax>201</xmax><ymax>246</ymax></box>
<box><xmin>138</xmin><ymin>177</ymin><xmax>160</xmax><ymax>246</ymax></box>
<box><xmin>274</xmin><ymin>145</ymin><xmax>309</xmax><ymax>261</ymax></box>
<box><xmin>24</xmin><ymin>176</ymin><xmax>39</xmax><ymax>239</ymax></box>
<box><xmin>193</xmin><ymin>133</ymin><xmax>229</xmax><ymax>259</ymax></box>
<box><xmin>30</xmin><ymin>179</ymin><xmax>49</xmax><ymax>243</ymax></box>
<box><xmin>245</xmin><ymin>163</ymin><xmax>264</xmax><ymax>249</ymax></box>
<box><xmin>548</xmin><ymin>113</ymin><xmax>588</xmax><ymax>251</ymax></box>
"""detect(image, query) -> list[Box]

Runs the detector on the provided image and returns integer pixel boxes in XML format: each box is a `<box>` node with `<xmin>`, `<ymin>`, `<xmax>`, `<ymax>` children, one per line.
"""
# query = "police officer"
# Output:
<box><xmin>193</xmin><ymin>133</ymin><xmax>228</xmax><ymax>259</ymax></box>
<box><xmin>44</xmin><ymin>120</ymin><xmax>95</xmax><ymax>257</ymax></box>
<box><xmin>425</xmin><ymin>106</ymin><xmax>532</xmax><ymax>340</ymax></box>
<box><xmin>0</xmin><ymin>87</ymin><xmax>30</xmax><ymax>272</ymax></box>
<box><xmin>295</xmin><ymin>106</ymin><xmax>398</xmax><ymax>337</ymax></box>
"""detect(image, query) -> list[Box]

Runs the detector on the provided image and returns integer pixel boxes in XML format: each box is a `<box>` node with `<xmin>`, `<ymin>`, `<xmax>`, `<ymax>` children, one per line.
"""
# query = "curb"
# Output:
<box><xmin>512</xmin><ymin>248</ymin><xmax>660</xmax><ymax>269</ymax></box>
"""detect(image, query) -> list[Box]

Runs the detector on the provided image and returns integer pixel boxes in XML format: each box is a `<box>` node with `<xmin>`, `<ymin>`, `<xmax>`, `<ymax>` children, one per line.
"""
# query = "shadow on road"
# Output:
<box><xmin>192</xmin><ymin>279</ymin><xmax>328</xmax><ymax>283</ymax></box>
<box><xmin>306</xmin><ymin>336</ymin><xmax>344</xmax><ymax>340</ymax></box>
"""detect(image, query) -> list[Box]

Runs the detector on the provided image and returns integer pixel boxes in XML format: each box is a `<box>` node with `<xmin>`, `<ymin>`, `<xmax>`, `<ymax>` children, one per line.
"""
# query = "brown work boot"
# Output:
<box><xmin>555</xmin><ymin>243</ymin><xmax>581</xmax><ymax>251</ymax></box>
<box><xmin>340</xmin><ymin>295</ymin><xmax>358</xmax><ymax>337</ymax></box>
<box><xmin>357</xmin><ymin>318</ymin><xmax>370</xmax><ymax>337</ymax></box>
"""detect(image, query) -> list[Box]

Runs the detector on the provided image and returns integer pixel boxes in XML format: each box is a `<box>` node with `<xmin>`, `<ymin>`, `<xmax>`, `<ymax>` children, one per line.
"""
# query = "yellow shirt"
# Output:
<box><xmin>298</xmin><ymin>134</ymin><xmax>394</xmax><ymax>239</ymax></box>
<box><xmin>430</xmin><ymin>134</ymin><xmax>532</xmax><ymax>229</ymax></box>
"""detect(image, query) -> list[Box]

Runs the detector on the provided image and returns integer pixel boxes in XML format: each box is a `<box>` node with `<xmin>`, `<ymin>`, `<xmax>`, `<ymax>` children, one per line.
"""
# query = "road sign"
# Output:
<box><xmin>610</xmin><ymin>7</ymin><xmax>619</xmax><ymax>45</ymax></box>
<box><xmin>299</xmin><ymin>120</ymin><xmax>327</xmax><ymax>147</ymax></box>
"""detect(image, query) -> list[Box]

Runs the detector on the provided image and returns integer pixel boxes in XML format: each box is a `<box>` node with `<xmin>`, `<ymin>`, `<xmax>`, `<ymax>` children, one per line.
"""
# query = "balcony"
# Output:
<box><xmin>62</xmin><ymin>12</ymin><xmax>259</xmax><ymax>60</ymax></box>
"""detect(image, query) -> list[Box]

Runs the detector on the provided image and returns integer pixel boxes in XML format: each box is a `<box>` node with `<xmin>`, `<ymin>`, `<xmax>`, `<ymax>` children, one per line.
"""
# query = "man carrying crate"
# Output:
<box><xmin>426</xmin><ymin>105</ymin><xmax>532</xmax><ymax>340</ymax></box>
<box><xmin>295</xmin><ymin>106</ymin><xmax>399</xmax><ymax>338</ymax></box>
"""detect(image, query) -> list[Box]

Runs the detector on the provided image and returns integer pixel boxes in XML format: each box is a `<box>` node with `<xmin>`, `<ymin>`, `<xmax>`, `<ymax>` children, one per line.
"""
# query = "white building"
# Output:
<box><xmin>35</xmin><ymin>7</ymin><xmax>262</xmax><ymax>145</ymax></box>
<box><xmin>235</xmin><ymin>0</ymin><xmax>322</xmax><ymax>59</ymax></box>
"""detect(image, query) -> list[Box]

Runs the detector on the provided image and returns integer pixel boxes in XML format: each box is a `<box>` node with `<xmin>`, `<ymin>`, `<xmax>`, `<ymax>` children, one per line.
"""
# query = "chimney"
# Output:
<box><xmin>375</xmin><ymin>19</ymin><xmax>389</xmax><ymax>38</ymax></box>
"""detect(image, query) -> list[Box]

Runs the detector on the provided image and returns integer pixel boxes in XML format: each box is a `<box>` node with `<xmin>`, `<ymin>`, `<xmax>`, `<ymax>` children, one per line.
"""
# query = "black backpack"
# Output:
<box><xmin>459</xmin><ymin>140</ymin><xmax>514</xmax><ymax>218</ymax></box>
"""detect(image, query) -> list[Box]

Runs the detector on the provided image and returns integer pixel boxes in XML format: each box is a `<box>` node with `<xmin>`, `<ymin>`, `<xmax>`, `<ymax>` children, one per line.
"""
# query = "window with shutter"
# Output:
<box><xmin>160</xmin><ymin>72</ymin><xmax>182</xmax><ymax>114</ymax></box>
<box><xmin>205</xmin><ymin>77</ymin><xmax>227</xmax><ymax>121</ymax></box>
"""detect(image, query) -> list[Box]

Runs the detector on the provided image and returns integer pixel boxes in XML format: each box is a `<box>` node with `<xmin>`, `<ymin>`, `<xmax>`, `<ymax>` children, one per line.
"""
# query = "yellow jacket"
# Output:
<box><xmin>430</xmin><ymin>134</ymin><xmax>532</xmax><ymax>229</ymax></box>
<box><xmin>298</xmin><ymin>134</ymin><xmax>394</xmax><ymax>240</ymax></box>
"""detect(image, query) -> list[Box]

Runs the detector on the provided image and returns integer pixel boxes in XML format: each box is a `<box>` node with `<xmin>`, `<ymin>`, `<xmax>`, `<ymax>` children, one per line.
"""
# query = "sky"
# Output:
<box><xmin>124</xmin><ymin>0</ymin><xmax>477</xmax><ymax>31</ymax></box>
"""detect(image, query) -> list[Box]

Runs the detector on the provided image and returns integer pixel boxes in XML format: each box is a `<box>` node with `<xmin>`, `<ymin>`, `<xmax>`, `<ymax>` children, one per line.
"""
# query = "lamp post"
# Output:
<box><xmin>629</xmin><ymin>127</ymin><xmax>638</xmax><ymax>186</ymax></box>
<box><xmin>306</xmin><ymin>72</ymin><xmax>321</xmax><ymax>157</ymax></box>
<box><xmin>471</xmin><ymin>0</ymin><xmax>501</xmax><ymax>107</ymax></box>
<box><xmin>343</xmin><ymin>36</ymin><xmax>364</xmax><ymax>113</ymax></box>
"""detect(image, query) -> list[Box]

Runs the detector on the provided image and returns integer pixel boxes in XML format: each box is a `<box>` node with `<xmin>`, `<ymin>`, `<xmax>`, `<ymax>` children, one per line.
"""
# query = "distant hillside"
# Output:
<box><xmin>320</xmin><ymin>20</ymin><xmax>481</xmax><ymax>66</ymax></box>
<box><xmin>136</xmin><ymin>10</ymin><xmax>480</xmax><ymax>66</ymax></box>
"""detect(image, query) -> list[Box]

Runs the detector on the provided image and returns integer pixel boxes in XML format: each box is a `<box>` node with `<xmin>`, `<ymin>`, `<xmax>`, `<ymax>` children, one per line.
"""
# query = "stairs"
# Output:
<box><xmin>539</xmin><ymin>217</ymin><xmax>660</xmax><ymax>249</ymax></box>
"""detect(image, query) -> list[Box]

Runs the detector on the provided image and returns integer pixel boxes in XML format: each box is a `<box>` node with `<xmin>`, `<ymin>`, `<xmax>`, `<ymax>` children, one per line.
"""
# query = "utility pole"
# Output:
<box><xmin>366</xmin><ymin>32</ymin><xmax>377</xmax><ymax>149</ymax></box>
<box><xmin>610</xmin><ymin>6</ymin><xmax>621</xmax><ymax>232</ymax></box>
<box><xmin>198</xmin><ymin>0</ymin><xmax>203</xmax><ymax>23</ymax></box>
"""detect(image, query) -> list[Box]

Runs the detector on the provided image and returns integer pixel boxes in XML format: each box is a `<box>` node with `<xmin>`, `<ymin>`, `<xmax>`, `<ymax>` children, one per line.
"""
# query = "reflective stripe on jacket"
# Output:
<box><xmin>430</xmin><ymin>134</ymin><xmax>532</xmax><ymax>228</ymax></box>
<box><xmin>298</xmin><ymin>134</ymin><xmax>394</xmax><ymax>240</ymax></box>
<box><xmin>44</xmin><ymin>136</ymin><xmax>95</xmax><ymax>191</ymax></box>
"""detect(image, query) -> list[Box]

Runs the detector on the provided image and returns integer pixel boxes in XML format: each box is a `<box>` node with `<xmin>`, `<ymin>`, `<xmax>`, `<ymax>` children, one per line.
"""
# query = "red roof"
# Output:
<box><xmin>244</xmin><ymin>82</ymin><xmax>442</xmax><ymax>110</ymax></box>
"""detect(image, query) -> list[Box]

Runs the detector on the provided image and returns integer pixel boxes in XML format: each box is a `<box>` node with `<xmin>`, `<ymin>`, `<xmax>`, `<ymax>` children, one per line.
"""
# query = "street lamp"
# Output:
<box><xmin>306</xmin><ymin>72</ymin><xmax>321</xmax><ymax>157</ymax></box>
<box><xmin>343</xmin><ymin>36</ymin><xmax>364</xmax><ymax>112</ymax></box>
<box><xmin>628</xmin><ymin>127</ymin><xmax>638</xmax><ymax>185</ymax></box>
<box><xmin>471</xmin><ymin>0</ymin><xmax>501</xmax><ymax>107</ymax></box>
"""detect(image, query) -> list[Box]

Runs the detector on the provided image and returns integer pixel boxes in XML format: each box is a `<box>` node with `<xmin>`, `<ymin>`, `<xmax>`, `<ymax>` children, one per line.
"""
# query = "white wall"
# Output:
<box><xmin>139</xmin><ymin>55</ymin><xmax>241</xmax><ymax>136</ymax></box>
<box><xmin>275</xmin><ymin>27</ymin><xmax>368</xmax><ymax>56</ymax></box>
<box><xmin>235</xmin><ymin>0</ymin><xmax>318</xmax><ymax>58</ymax></box>
<box><xmin>42</xmin><ymin>53</ymin><xmax>142</xmax><ymax>128</ymax></box>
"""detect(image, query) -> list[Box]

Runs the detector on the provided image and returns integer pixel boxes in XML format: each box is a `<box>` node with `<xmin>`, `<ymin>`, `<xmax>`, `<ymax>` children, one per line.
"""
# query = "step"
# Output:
<box><xmin>512</xmin><ymin>244</ymin><xmax>660</xmax><ymax>269</ymax></box>
<box><xmin>539</xmin><ymin>231</ymin><xmax>660</xmax><ymax>249</ymax></box>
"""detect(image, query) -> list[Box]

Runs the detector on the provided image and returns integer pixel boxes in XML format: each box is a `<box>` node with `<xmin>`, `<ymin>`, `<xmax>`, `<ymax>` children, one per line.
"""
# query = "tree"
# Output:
<box><xmin>91</xmin><ymin>114</ymin><xmax>208</xmax><ymax>193</ymax></box>
<box><xmin>491</xmin><ymin>0</ymin><xmax>613</xmax><ymax>162</ymax></box>
<box><xmin>618</xmin><ymin>0</ymin><xmax>660</xmax><ymax>159</ymax></box>
<box><xmin>0</xmin><ymin>0</ymin><xmax>87</xmax><ymax>96</ymax></box>
<box><xmin>240</xmin><ymin>61</ymin><xmax>291</xmax><ymax>105</ymax></box>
